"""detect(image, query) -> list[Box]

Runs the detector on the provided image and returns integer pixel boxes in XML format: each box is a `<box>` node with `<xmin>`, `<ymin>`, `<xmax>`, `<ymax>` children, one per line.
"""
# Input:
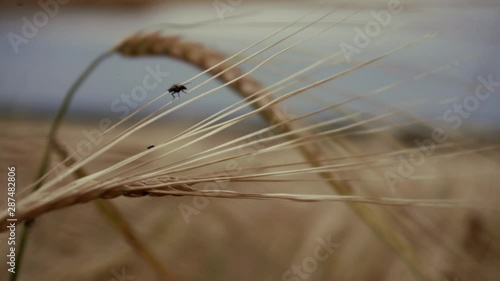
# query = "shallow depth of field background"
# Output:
<box><xmin>1</xmin><ymin>0</ymin><xmax>500</xmax><ymax>280</ymax></box>
<box><xmin>1</xmin><ymin>0</ymin><xmax>499</xmax><ymax>132</ymax></box>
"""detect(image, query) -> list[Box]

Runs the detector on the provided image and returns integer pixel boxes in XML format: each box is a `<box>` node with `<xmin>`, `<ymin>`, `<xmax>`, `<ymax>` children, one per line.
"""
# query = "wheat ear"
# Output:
<box><xmin>113</xmin><ymin>32</ymin><xmax>437</xmax><ymax>280</ymax></box>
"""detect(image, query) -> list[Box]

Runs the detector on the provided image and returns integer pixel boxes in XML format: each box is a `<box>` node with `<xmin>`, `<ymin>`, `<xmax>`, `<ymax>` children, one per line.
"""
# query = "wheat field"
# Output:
<box><xmin>1</xmin><ymin>1</ymin><xmax>500</xmax><ymax>281</ymax></box>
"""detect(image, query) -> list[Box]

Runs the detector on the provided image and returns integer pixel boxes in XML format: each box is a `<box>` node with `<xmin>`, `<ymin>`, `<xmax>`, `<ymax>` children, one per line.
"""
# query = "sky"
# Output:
<box><xmin>1</xmin><ymin>1</ymin><xmax>499</xmax><ymax>133</ymax></box>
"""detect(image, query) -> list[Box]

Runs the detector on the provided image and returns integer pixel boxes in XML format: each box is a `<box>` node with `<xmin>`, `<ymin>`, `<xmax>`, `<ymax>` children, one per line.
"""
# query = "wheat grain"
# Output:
<box><xmin>1</xmin><ymin>11</ymin><xmax>461</xmax><ymax>280</ymax></box>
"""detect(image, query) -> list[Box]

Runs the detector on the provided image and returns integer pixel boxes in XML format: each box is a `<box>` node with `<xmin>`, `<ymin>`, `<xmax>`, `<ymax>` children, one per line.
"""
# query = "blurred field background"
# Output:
<box><xmin>1</xmin><ymin>0</ymin><xmax>500</xmax><ymax>280</ymax></box>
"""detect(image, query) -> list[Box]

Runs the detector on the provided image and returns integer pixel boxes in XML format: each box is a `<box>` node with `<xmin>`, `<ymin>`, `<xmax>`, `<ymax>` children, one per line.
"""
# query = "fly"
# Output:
<box><xmin>168</xmin><ymin>82</ymin><xmax>190</xmax><ymax>99</ymax></box>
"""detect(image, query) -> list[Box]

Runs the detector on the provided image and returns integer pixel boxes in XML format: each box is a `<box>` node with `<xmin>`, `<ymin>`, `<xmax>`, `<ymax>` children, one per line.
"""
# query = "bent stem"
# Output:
<box><xmin>113</xmin><ymin>34</ymin><xmax>435</xmax><ymax>280</ymax></box>
<box><xmin>32</xmin><ymin>50</ymin><xmax>115</xmax><ymax>193</ymax></box>
<box><xmin>52</xmin><ymin>141</ymin><xmax>173</xmax><ymax>280</ymax></box>
<box><xmin>94</xmin><ymin>200</ymin><xmax>172</xmax><ymax>280</ymax></box>
<box><xmin>14</xmin><ymin>50</ymin><xmax>172</xmax><ymax>281</ymax></box>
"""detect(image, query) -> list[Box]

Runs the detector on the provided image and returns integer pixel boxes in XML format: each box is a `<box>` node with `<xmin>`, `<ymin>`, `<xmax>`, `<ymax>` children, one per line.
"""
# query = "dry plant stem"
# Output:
<box><xmin>10</xmin><ymin>50</ymin><xmax>113</xmax><ymax>281</ymax></box>
<box><xmin>108</xmin><ymin>36</ymin><xmax>433</xmax><ymax>188</ymax></box>
<box><xmin>93</xmin><ymin>201</ymin><xmax>173</xmax><ymax>281</ymax></box>
<box><xmin>52</xmin><ymin>141</ymin><xmax>173</xmax><ymax>281</ymax></box>
<box><xmin>33</xmin><ymin>50</ymin><xmax>114</xmax><ymax>192</ymax></box>
<box><xmin>37</xmin><ymin>31</ymin><xmax>428</xmax><ymax>195</ymax></box>
<box><xmin>4</xmin><ymin>185</ymin><xmax>491</xmax><ymax>223</ymax></box>
<box><xmin>14</xmin><ymin>51</ymin><xmax>172</xmax><ymax>281</ymax></box>
<box><xmin>8</xmin><ymin>140</ymin><xmax>495</xmax><ymax>224</ymax></box>
<box><xmin>115</xmin><ymin>34</ymin><xmax>432</xmax><ymax>280</ymax></box>
<box><xmin>33</xmin><ymin>30</ymin><xmax>347</xmax><ymax>193</ymax></box>
<box><xmin>118</xmin><ymin>190</ymin><xmax>489</xmax><ymax>209</ymax></box>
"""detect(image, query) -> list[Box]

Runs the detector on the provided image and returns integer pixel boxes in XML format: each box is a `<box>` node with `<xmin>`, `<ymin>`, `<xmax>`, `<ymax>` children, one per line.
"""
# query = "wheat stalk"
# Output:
<box><xmin>6</xmin><ymin>9</ymin><xmax>490</xmax><ymax>280</ymax></box>
<box><xmin>111</xmin><ymin>30</ymin><xmax>440</xmax><ymax>279</ymax></box>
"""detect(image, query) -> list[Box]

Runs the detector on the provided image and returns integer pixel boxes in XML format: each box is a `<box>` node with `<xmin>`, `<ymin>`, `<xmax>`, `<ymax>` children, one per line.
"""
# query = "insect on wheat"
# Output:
<box><xmin>168</xmin><ymin>82</ymin><xmax>190</xmax><ymax>99</ymax></box>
